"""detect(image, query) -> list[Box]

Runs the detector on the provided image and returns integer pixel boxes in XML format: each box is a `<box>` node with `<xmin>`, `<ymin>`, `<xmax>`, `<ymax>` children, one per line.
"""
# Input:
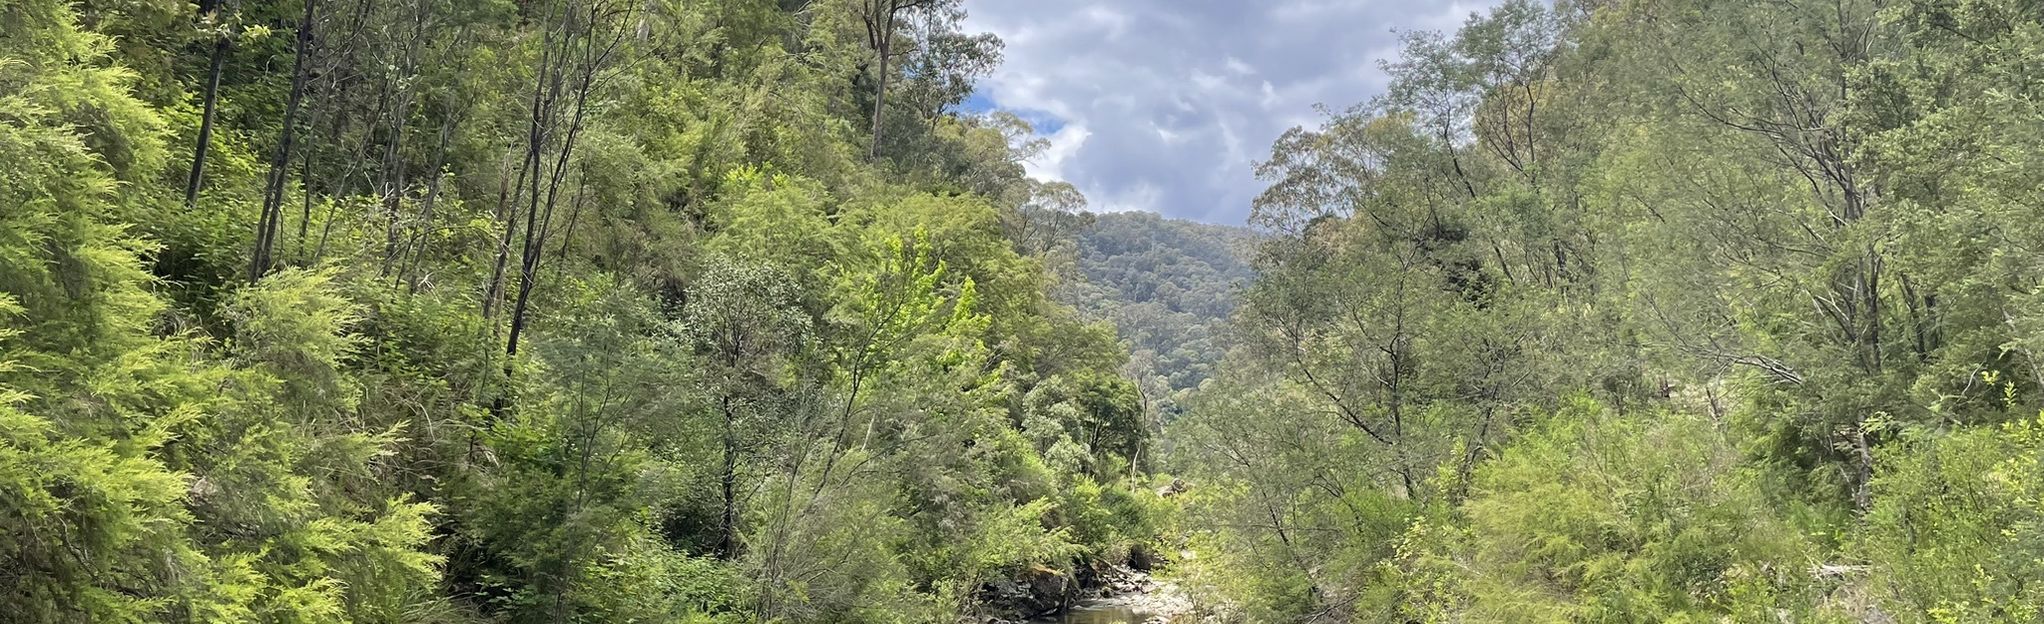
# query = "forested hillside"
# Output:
<box><xmin>0</xmin><ymin>1</ymin><xmax>1167</xmax><ymax>622</ymax></box>
<box><xmin>1058</xmin><ymin>212</ymin><xmax>1255</xmax><ymax>416</ymax></box>
<box><xmin>10</xmin><ymin>0</ymin><xmax>2044</xmax><ymax>622</ymax></box>
<box><xmin>1171</xmin><ymin>0</ymin><xmax>2044</xmax><ymax>622</ymax></box>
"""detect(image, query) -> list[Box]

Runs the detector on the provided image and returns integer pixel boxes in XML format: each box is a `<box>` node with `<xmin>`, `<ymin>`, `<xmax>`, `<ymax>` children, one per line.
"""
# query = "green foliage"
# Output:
<box><xmin>1059</xmin><ymin>212</ymin><xmax>1257</xmax><ymax>414</ymax></box>
<box><xmin>1</xmin><ymin>0</ymin><xmax>1164</xmax><ymax>621</ymax></box>
<box><xmin>1178</xmin><ymin>0</ymin><xmax>2044</xmax><ymax>621</ymax></box>
<box><xmin>1861</xmin><ymin>415</ymin><xmax>2044</xmax><ymax>622</ymax></box>
<box><xmin>1391</xmin><ymin>399</ymin><xmax>1821</xmax><ymax>623</ymax></box>
<box><xmin>38</xmin><ymin>0</ymin><xmax>2044</xmax><ymax>619</ymax></box>
<box><xmin>0</xmin><ymin>392</ymin><xmax>198</xmax><ymax>622</ymax></box>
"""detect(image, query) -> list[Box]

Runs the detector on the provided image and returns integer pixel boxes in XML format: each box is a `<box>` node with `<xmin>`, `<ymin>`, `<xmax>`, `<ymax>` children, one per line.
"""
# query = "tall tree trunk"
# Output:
<box><xmin>378</xmin><ymin>5</ymin><xmax>430</xmax><ymax>277</ymax></box>
<box><xmin>484</xmin><ymin>0</ymin><xmax>569</xmax><ymax>321</ymax></box>
<box><xmin>482</xmin><ymin>47</ymin><xmax>551</xmax><ymax>320</ymax></box>
<box><xmin>401</xmin><ymin>102</ymin><xmax>458</xmax><ymax>292</ymax></box>
<box><xmin>507</xmin><ymin>0</ymin><xmax>615</xmax><ymax>360</ymax></box>
<box><xmin>867</xmin><ymin>36</ymin><xmax>890</xmax><ymax>160</ymax></box>
<box><xmin>864</xmin><ymin>0</ymin><xmax>900</xmax><ymax>161</ymax></box>
<box><xmin>491</xmin><ymin>0</ymin><xmax>628</xmax><ymax>425</ymax></box>
<box><xmin>401</xmin><ymin>22</ymin><xmax>470</xmax><ymax>291</ymax></box>
<box><xmin>185</xmin><ymin>0</ymin><xmax>230</xmax><ymax>209</ymax></box>
<box><xmin>250</xmin><ymin>0</ymin><xmax>319</xmax><ymax>283</ymax></box>
<box><xmin>481</xmin><ymin>166</ymin><xmax>525</xmax><ymax>321</ymax></box>
<box><xmin>503</xmin><ymin>96</ymin><xmax>567</xmax><ymax>359</ymax></box>
<box><xmin>718</xmin><ymin>394</ymin><xmax>739</xmax><ymax>559</ymax></box>
<box><xmin>295</xmin><ymin>64</ymin><xmax>342</xmax><ymax>261</ymax></box>
<box><xmin>378</xmin><ymin>74</ymin><xmax>414</xmax><ymax>276</ymax></box>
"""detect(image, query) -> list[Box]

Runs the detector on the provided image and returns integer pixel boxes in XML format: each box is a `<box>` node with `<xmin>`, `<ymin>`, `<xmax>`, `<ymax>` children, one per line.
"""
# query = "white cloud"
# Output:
<box><xmin>1079</xmin><ymin>5</ymin><xmax>1132</xmax><ymax>38</ymax></box>
<box><xmin>1095</xmin><ymin>181</ymin><xmax>1163</xmax><ymax>214</ymax></box>
<box><xmin>1025</xmin><ymin>123</ymin><xmax>1092</xmax><ymax>182</ymax></box>
<box><xmin>964</xmin><ymin>0</ymin><xmax>1502</xmax><ymax>224</ymax></box>
<box><xmin>1224</xmin><ymin>56</ymin><xmax>1256</xmax><ymax>76</ymax></box>
<box><xmin>1268</xmin><ymin>0</ymin><xmax>1374</xmax><ymax>23</ymax></box>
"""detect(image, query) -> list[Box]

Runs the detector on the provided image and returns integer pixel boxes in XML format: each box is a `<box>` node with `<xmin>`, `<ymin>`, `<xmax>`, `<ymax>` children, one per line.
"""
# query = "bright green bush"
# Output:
<box><xmin>1387</xmin><ymin>399</ymin><xmax>1824</xmax><ymax>623</ymax></box>
<box><xmin>1862</xmin><ymin>415</ymin><xmax>2044</xmax><ymax>622</ymax></box>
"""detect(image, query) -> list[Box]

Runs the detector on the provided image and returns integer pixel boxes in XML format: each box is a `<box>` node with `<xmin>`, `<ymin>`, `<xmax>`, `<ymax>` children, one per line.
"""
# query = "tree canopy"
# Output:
<box><xmin>1171</xmin><ymin>0</ymin><xmax>2044</xmax><ymax>621</ymax></box>
<box><xmin>6</xmin><ymin>0</ymin><xmax>2044</xmax><ymax>622</ymax></box>
<box><xmin>0</xmin><ymin>0</ymin><xmax>1164</xmax><ymax>621</ymax></box>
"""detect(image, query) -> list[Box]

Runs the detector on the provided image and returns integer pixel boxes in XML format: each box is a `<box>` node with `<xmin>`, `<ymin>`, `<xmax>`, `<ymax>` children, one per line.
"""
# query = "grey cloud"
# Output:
<box><xmin>965</xmin><ymin>0</ymin><xmax>1497</xmax><ymax>224</ymax></box>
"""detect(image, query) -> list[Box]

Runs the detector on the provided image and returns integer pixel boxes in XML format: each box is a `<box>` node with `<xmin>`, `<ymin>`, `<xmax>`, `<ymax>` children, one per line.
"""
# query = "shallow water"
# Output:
<box><xmin>1031</xmin><ymin>603</ymin><xmax>1158</xmax><ymax>624</ymax></box>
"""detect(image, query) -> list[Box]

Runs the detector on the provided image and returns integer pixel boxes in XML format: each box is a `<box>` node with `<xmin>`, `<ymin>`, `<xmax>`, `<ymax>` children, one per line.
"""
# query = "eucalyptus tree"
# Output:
<box><xmin>1581</xmin><ymin>0</ymin><xmax>1909</xmax><ymax>509</ymax></box>
<box><xmin>836</xmin><ymin>0</ymin><xmax>998</xmax><ymax>161</ymax></box>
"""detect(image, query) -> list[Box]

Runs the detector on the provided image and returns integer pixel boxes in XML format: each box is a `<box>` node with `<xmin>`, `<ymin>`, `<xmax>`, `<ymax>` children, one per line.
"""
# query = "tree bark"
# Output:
<box><xmin>401</xmin><ymin>101</ymin><xmax>458</xmax><ymax>292</ymax></box>
<box><xmin>718</xmin><ymin>394</ymin><xmax>739</xmax><ymax>558</ymax></box>
<box><xmin>863</xmin><ymin>0</ymin><xmax>911</xmax><ymax>161</ymax></box>
<box><xmin>507</xmin><ymin>0</ymin><xmax>620</xmax><ymax>359</ymax></box>
<box><xmin>250</xmin><ymin>0</ymin><xmax>319</xmax><ymax>283</ymax></box>
<box><xmin>867</xmin><ymin>32</ymin><xmax>891</xmax><ymax>160</ymax></box>
<box><xmin>482</xmin><ymin>0</ymin><xmax>559</xmax><ymax>321</ymax></box>
<box><xmin>185</xmin><ymin>6</ymin><xmax>230</xmax><ymax>209</ymax></box>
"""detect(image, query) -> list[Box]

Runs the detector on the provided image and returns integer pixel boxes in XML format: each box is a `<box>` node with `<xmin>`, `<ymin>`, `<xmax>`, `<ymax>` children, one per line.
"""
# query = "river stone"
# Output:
<box><xmin>980</xmin><ymin>566</ymin><xmax>1073</xmax><ymax>618</ymax></box>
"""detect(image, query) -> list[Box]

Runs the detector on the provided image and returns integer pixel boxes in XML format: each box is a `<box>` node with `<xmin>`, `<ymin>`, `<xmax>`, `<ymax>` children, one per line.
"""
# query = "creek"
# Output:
<box><xmin>1029</xmin><ymin>602</ymin><xmax>1164</xmax><ymax>624</ymax></box>
<box><xmin>1023</xmin><ymin>571</ymin><xmax>1191</xmax><ymax>624</ymax></box>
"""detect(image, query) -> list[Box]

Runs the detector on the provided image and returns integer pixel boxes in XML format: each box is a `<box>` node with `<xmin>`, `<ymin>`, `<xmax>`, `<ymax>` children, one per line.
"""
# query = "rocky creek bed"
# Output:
<box><xmin>968</xmin><ymin>564</ymin><xmax>1195</xmax><ymax>624</ymax></box>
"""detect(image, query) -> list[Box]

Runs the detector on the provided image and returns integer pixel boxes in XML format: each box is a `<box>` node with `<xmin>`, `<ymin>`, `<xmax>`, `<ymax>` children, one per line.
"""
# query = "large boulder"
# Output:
<box><xmin>981</xmin><ymin>565</ymin><xmax>1074</xmax><ymax>618</ymax></box>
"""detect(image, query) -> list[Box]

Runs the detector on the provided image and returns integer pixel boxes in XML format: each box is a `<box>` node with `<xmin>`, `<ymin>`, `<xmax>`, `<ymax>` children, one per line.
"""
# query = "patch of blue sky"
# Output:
<box><xmin>962</xmin><ymin>91</ymin><xmax>1067</xmax><ymax>135</ymax></box>
<box><xmin>961</xmin><ymin>91</ymin><xmax>997</xmax><ymax>114</ymax></box>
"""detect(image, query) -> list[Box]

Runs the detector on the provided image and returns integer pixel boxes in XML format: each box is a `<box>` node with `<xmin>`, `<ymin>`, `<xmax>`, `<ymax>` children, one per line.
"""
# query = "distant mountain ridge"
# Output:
<box><xmin>1058</xmin><ymin>211</ymin><xmax>1258</xmax><ymax>413</ymax></box>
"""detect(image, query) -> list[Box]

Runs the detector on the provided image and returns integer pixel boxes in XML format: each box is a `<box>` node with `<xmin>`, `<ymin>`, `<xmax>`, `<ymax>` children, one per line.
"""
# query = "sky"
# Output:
<box><xmin>962</xmin><ymin>0</ymin><xmax>1495</xmax><ymax>225</ymax></box>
